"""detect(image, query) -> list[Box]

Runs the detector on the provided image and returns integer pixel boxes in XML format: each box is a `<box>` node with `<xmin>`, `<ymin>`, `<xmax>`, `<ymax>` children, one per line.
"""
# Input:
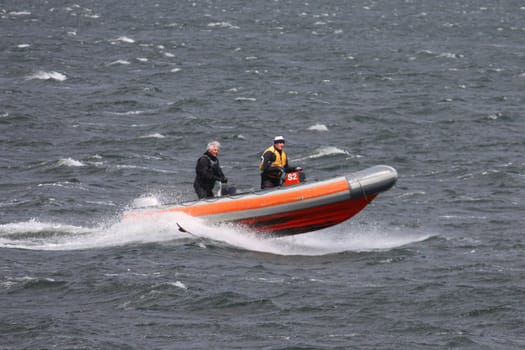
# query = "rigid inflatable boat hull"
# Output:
<box><xmin>123</xmin><ymin>165</ymin><xmax>397</xmax><ymax>236</ymax></box>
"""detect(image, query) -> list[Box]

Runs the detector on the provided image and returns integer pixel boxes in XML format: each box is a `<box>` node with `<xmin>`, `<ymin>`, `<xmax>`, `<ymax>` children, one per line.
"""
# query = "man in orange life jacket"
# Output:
<box><xmin>259</xmin><ymin>136</ymin><xmax>300</xmax><ymax>189</ymax></box>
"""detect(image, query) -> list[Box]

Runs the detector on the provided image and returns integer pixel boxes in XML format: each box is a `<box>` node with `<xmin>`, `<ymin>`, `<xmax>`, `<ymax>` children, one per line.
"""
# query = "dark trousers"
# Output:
<box><xmin>261</xmin><ymin>175</ymin><xmax>280</xmax><ymax>189</ymax></box>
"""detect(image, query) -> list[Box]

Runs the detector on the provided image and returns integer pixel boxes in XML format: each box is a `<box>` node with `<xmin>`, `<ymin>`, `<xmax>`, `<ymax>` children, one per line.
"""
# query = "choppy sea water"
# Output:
<box><xmin>1</xmin><ymin>0</ymin><xmax>524</xmax><ymax>348</ymax></box>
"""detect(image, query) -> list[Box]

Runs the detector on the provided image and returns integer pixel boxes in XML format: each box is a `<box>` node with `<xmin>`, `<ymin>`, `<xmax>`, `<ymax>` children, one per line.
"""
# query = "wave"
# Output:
<box><xmin>111</xmin><ymin>36</ymin><xmax>135</xmax><ymax>44</ymax></box>
<box><xmin>8</xmin><ymin>11</ymin><xmax>31</xmax><ymax>16</ymax></box>
<box><xmin>108</xmin><ymin>60</ymin><xmax>131</xmax><ymax>66</ymax></box>
<box><xmin>113</xmin><ymin>164</ymin><xmax>172</xmax><ymax>174</ymax></box>
<box><xmin>56</xmin><ymin>158</ymin><xmax>85</xmax><ymax>167</ymax></box>
<box><xmin>207</xmin><ymin>22</ymin><xmax>239</xmax><ymax>29</ymax></box>
<box><xmin>307</xmin><ymin>123</ymin><xmax>329</xmax><ymax>132</ymax></box>
<box><xmin>0</xmin><ymin>275</ymin><xmax>69</xmax><ymax>295</ymax></box>
<box><xmin>31</xmin><ymin>156</ymin><xmax>172</xmax><ymax>174</ymax></box>
<box><xmin>295</xmin><ymin>146</ymin><xmax>352</xmax><ymax>162</ymax></box>
<box><xmin>310</xmin><ymin>146</ymin><xmax>350</xmax><ymax>159</ymax></box>
<box><xmin>106</xmin><ymin>110</ymin><xmax>145</xmax><ymax>116</ymax></box>
<box><xmin>140</xmin><ymin>133</ymin><xmax>165</xmax><ymax>139</ymax></box>
<box><xmin>0</xmin><ymin>220</ymin><xmax>90</xmax><ymax>246</ymax></box>
<box><xmin>415</xmin><ymin>49</ymin><xmax>463</xmax><ymax>60</ymax></box>
<box><xmin>234</xmin><ymin>97</ymin><xmax>256</xmax><ymax>102</ymax></box>
<box><xmin>26</xmin><ymin>71</ymin><xmax>67</xmax><ymax>82</ymax></box>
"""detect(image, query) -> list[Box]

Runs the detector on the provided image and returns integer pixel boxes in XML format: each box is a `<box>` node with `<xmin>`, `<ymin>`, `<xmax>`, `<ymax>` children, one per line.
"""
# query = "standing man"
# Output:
<box><xmin>259</xmin><ymin>136</ymin><xmax>298</xmax><ymax>189</ymax></box>
<box><xmin>193</xmin><ymin>141</ymin><xmax>228</xmax><ymax>199</ymax></box>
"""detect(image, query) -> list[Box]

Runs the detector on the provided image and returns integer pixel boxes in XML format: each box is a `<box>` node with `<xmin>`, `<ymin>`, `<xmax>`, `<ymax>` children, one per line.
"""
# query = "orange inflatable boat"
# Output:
<box><xmin>123</xmin><ymin>165</ymin><xmax>398</xmax><ymax>236</ymax></box>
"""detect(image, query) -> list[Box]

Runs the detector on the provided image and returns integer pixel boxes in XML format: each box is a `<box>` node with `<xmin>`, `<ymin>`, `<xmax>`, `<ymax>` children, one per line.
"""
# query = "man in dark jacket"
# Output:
<box><xmin>193</xmin><ymin>141</ymin><xmax>228</xmax><ymax>199</ymax></box>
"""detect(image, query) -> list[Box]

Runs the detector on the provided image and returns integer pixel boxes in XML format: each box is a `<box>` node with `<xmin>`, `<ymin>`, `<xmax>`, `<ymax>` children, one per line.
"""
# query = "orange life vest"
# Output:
<box><xmin>259</xmin><ymin>145</ymin><xmax>287</xmax><ymax>171</ymax></box>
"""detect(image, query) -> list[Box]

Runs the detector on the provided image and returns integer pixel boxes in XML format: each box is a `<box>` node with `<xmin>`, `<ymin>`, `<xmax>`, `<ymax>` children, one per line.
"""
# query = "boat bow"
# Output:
<box><xmin>346</xmin><ymin>165</ymin><xmax>398</xmax><ymax>200</ymax></box>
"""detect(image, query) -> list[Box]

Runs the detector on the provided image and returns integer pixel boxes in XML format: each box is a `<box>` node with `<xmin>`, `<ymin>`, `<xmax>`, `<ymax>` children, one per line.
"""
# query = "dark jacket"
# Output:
<box><xmin>193</xmin><ymin>151</ymin><xmax>226</xmax><ymax>199</ymax></box>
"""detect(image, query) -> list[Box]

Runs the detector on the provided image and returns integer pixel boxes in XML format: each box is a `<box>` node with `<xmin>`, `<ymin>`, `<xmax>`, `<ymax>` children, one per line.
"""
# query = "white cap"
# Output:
<box><xmin>273</xmin><ymin>135</ymin><xmax>285</xmax><ymax>143</ymax></box>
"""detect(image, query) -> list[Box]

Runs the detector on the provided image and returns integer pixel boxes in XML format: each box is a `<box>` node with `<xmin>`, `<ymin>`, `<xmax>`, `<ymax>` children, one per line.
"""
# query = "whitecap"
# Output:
<box><xmin>170</xmin><ymin>281</ymin><xmax>187</xmax><ymax>289</ymax></box>
<box><xmin>114</xmin><ymin>164</ymin><xmax>171</xmax><ymax>174</ymax></box>
<box><xmin>57</xmin><ymin>158</ymin><xmax>85</xmax><ymax>167</ymax></box>
<box><xmin>171</xmin><ymin>68</ymin><xmax>181</xmax><ymax>73</ymax></box>
<box><xmin>207</xmin><ymin>22</ymin><xmax>239</xmax><ymax>29</ymax></box>
<box><xmin>308</xmin><ymin>146</ymin><xmax>350</xmax><ymax>159</ymax></box>
<box><xmin>108</xmin><ymin>110</ymin><xmax>144</xmax><ymax>116</ymax></box>
<box><xmin>108</xmin><ymin>59</ymin><xmax>131</xmax><ymax>65</ymax></box>
<box><xmin>307</xmin><ymin>123</ymin><xmax>329</xmax><ymax>131</ymax></box>
<box><xmin>440</xmin><ymin>215</ymin><xmax>487</xmax><ymax>220</ymax></box>
<box><xmin>235</xmin><ymin>97</ymin><xmax>256</xmax><ymax>102</ymax></box>
<box><xmin>86</xmin><ymin>200</ymin><xmax>116</xmax><ymax>207</ymax></box>
<box><xmin>438</xmin><ymin>52</ymin><xmax>462</xmax><ymax>59</ymax></box>
<box><xmin>37</xmin><ymin>181</ymin><xmax>84</xmax><ymax>189</ymax></box>
<box><xmin>17</xmin><ymin>44</ymin><xmax>31</xmax><ymax>48</ymax></box>
<box><xmin>417</xmin><ymin>50</ymin><xmax>433</xmax><ymax>56</ymax></box>
<box><xmin>115</xmin><ymin>36</ymin><xmax>135</xmax><ymax>43</ymax></box>
<box><xmin>140</xmin><ymin>133</ymin><xmax>165</xmax><ymax>139</ymax></box>
<box><xmin>397</xmin><ymin>191</ymin><xmax>426</xmax><ymax>199</ymax></box>
<box><xmin>136</xmin><ymin>57</ymin><xmax>148</xmax><ymax>62</ymax></box>
<box><xmin>0</xmin><ymin>219</ymin><xmax>88</xmax><ymax>238</ymax></box>
<box><xmin>9</xmin><ymin>11</ymin><xmax>31</xmax><ymax>16</ymax></box>
<box><xmin>26</xmin><ymin>71</ymin><xmax>67</xmax><ymax>82</ymax></box>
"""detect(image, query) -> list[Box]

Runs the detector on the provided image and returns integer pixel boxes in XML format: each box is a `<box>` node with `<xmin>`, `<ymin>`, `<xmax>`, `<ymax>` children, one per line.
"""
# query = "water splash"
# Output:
<box><xmin>183</xmin><ymin>221</ymin><xmax>433</xmax><ymax>256</ymax></box>
<box><xmin>0</xmin><ymin>210</ymin><xmax>431</xmax><ymax>254</ymax></box>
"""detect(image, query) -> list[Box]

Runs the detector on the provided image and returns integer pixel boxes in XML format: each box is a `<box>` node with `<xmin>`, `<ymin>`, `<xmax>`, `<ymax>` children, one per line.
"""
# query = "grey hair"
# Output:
<box><xmin>207</xmin><ymin>141</ymin><xmax>221</xmax><ymax>150</ymax></box>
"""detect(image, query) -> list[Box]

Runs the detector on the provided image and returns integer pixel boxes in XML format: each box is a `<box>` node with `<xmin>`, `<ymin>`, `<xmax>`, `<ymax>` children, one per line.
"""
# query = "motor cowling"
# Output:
<box><xmin>283</xmin><ymin>169</ymin><xmax>306</xmax><ymax>186</ymax></box>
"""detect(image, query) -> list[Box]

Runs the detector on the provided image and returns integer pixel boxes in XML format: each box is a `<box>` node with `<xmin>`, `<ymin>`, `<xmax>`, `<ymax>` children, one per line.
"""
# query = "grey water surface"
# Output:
<box><xmin>1</xmin><ymin>1</ymin><xmax>524</xmax><ymax>349</ymax></box>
